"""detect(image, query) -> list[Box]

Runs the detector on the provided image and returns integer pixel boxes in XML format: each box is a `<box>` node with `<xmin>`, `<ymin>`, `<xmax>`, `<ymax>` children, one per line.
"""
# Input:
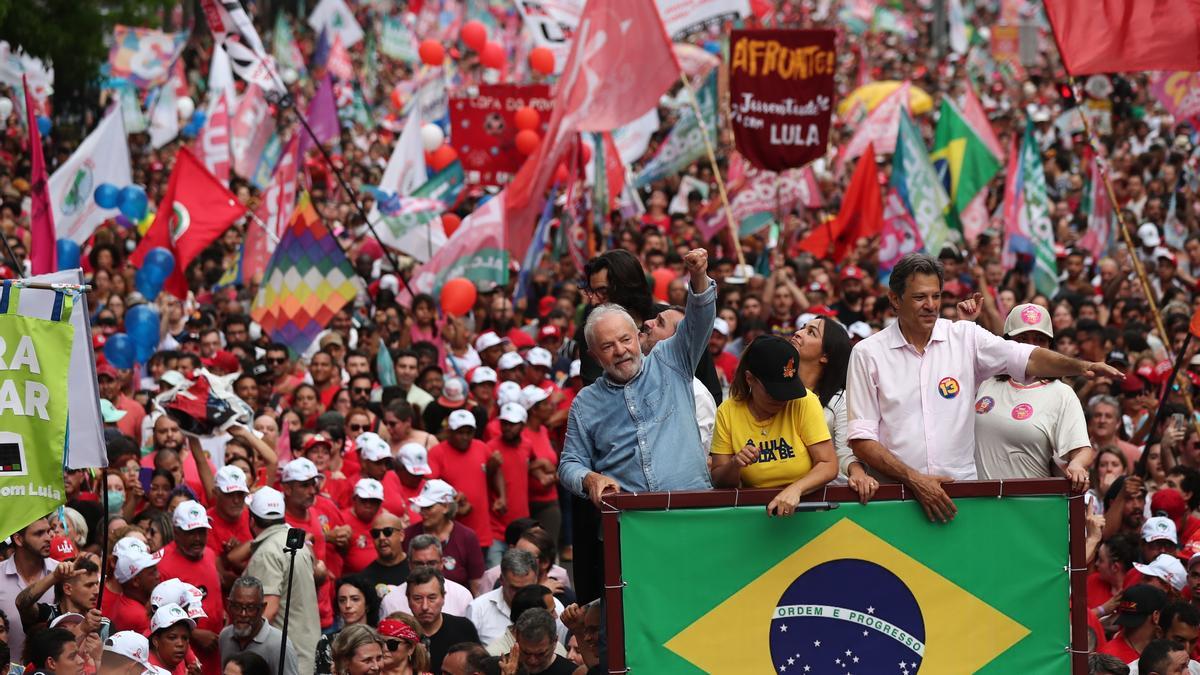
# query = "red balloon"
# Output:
<box><xmin>480</xmin><ymin>41</ymin><xmax>506</xmax><ymax>70</ymax></box>
<box><xmin>429</xmin><ymin>144</ymin><xmax>458</xmax><ymax>172</ymax></box>
<box><xmin>513</xmin><ymin>106</ymin><xmax>540</xmax><ymax>132</ymax></box>
<box><xmin>418</xmin><ymin>40</ymin><xmax>445</xmax><ymax>66</ymax></box>
<box><xmin>580</xmin><ymin>141</ymin><xmax>593</xmax><ymax>164</ymax></box>
<box><xmin>553</xmin><ymin>162</ymin><xmax>570</xmax><ymax>184</ymax></box>
<box><xmin>442</xmin><ymin>213</ymin><xmax>462</xmax><ymax>237</ymax></box>
<box><xmin>461</xmin><ymin>20</ymin><xmax>488</xmax><ymax>51</ymax></box>
<box><xmin>529</xmin><ymin>47</ymin><xmax>555</xmax><ymax>75</ymax></box>
<box><xmin>390</xmin><ymin>88</ymin><xmax>404</xmax><ymax>111</ymax></box>
<box><xmin>440</xmin><ymin>277</ymin><xmax>477</xmax><ymax>317</ymax></box>
<box><xmin>515</xmin><ymin>129</ymin><xmax>540</xmax><ymax>155</ymax></box>
<box><xmin>651</xmin><ymin>269</ymin><xmax>676</xmax><ymax>301</ymax></box>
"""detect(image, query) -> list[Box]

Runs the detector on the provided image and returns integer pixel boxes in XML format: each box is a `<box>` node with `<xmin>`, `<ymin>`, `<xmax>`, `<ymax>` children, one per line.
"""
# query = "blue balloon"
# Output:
<box><xmin>36</xmin><ymin>115</ymin><xmax>50</xmax><ymax>136</ymax></box>
<box><xmin>704</xmin><ymin>40</ymin><xmax>721</xmax><ymax>55</ymax></box>
<box><xmin>135</xmin><ymin>266</ymin><xmax>165</xmax><ymax>301</ymax></box>
<box><xmin>118</xmin><ymin>185</ymin><xmax>148</xmax><ymax>221</ymax></box>
<box><xmin>135</xmin><ymin>340</ymin><xmax>157</xmax><ymax>364</ymax></box>
<box><xmin>103</xmin><ymin>333</ymin><xmax>135</xmax><ymax>370</ymax></box>
<box><xmin>94</xmin><ymin>183</ymin><xmax>120</xmax><ymax>210</ymax></box>
<box><xmin>125</xmin><ymin>304</ymin><xmax>160</xmax><ymax>353</ymax></box>
<box><xmin>55</xmin><ymin>239</ymin><xmax>80</xmax><ymax>270</ymax></box>
<box><xmin>144</xmin><ymin>247</ymin><xmax>175</xmax><ymax>278</ymax></box>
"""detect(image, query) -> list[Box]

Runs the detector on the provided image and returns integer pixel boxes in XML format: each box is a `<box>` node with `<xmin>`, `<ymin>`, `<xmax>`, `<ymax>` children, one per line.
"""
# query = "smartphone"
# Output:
<box><xmin>138</xmin><ymin>467</ymin><xmax>154</xmax><ymax>495</ymax></box>
<box><xmin>1173</xmin><ymin>413</ymin><xmax>1188</xmax><ymax>430</ymax></box>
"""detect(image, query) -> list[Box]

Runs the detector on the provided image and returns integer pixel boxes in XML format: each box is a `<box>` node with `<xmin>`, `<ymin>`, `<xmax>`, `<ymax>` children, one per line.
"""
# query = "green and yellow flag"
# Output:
<box><xmin>0</xmin><ymin>284</ymin><xmax>72</xmax><ymax>540</ymax></box>
<box><xmin>930</xmin><ymin>99</ymin><xmax>1001</xmax><ymax>232</ymax></box>
<box><xmin>619</xmin><ymin>496</ymin><xmax>1068</xmax><ymax>673</ymax></box>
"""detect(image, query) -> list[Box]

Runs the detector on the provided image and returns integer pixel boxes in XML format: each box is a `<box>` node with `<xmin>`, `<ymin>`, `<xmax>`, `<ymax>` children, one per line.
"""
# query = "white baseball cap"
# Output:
<box><xmin>104</xmin><ymin>631</ymin><xmax>151</xmax><ymax>667</ymax></box>
<box><xmin>172</xmin><ymin>500</ymin><xmax>211</xmax><ymax>532</ymax></box>
<box><xmin>1003</xmin><ymin>303</ymin><xmax>1053</xmax><ymax>339</ymax></box>
<box><xmin>281</xmin><ymin>457</ymin><xmax>321</xmax><ymax>483</ymax></box>
<box><xmin>448</xmin><ymin>409</ymin><xmax>477</xmax><ymax>430</ymax></box>
<box><xmin>847</xmin><ymin>321</ymin><xmax>872</xmax><ymax>340</ymax></box>
<box><xmin>50</xmin><ymin>613</ymin><xmax>85</xmax><ymax>629</ymax></box>
<box><xmin>1134</xmin><ymin>553</ymin><xmax>1187</xmax><ymax>592</ymax></box>
<box><xmin>474</xmin><ymin>332</ymin><xmax>505</xmax><ymax>352</ymax></box>
<box><xmin>520</xmin><ymin>385</ymin><xmax>550</xmax><ymax>409</ymax></box>
<box><xmin>354</xmin><ymin>478</ymin><xmax>385</xmax><ymax>501</ymax></box>
<box><xmin>1139</xmin><ymin>222</ymin><xmax>1162</xmax><ymax>248</ymax></box>
<box><xmin>499</xmin><ymin>402</ymin><xmax>528</xmax><ymax>424</ymax></box>
<box><xmin>569</xmin><ymin>359</ymin><xmax>581</xmax><ymax>379</ymax></box>
<box><xmin>214</xmin><ymin>465</ymin><xmax>249</xmax><ymax>494</ymax></box>
<box><xmin>248</xmin><ymin>486</ymin><xmax>286</xmax><ymax>519</ymax></box>
<box><xmin>113</xmin><ymin>536</ymin><xmax>151</xmax><ymax>559</ymax></box>
<box><xmin>397</xmin><ymin>443</ymin><xmax>432</xmax><ymax>475</ymax></box>
<box><xmin>526</xmin><ymin>347</ymin><xmax>553</xmax><ymax>369</ymax></box>
<box><xmin>115</xmin><ymin>549</ymin><xmax>159</xmax><ymax>584</ymax></box>
<box><xmin>470</xmin><ymin>366</ymin><xmax>498</xmax><ymax>384</ymax></box>
<box><xmin>150</xmin><ymin>603</ymin><xmax>196</xmax><ymax>634</ymax></box>
<box><xmin>497</xmin><ymin>381</ymin><xmax>523</xmax><ymax>406</ymax></box>
<box><xmin>498</xmin><ymin>352</ymin><xmax>525</xmax><ymax>371</ymax></box>
<box><xmin>1143</xmin><ymin>516</ymin><xmax>1179</xmax><ymax>545</ymax></box>
<box><xmin>151</xmin><ymin>579</ymin><xmax>206</xmax><ymax>618</ymax></box>
<box><xmin>410</xmin><ymin>479</ymin><xmax>456</xmax><ymax>508</ymax></box>
<box><xmin>355</xmin><ymin>432</ymin><xmax>392</xmax><ymax>462</ymax></box>
<box><xmin>712</xmin><ymin>318</ymin><xmax>730</xmax><ymax>337</ymax></box>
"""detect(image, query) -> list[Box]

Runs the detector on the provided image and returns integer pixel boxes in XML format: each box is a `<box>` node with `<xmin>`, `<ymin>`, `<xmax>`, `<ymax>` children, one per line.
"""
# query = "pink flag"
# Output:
<box><xmin>505</xmin><ymin>0</ymin><xmax>680</xmax><ymax>259</ymax></box>
<box><xmin>673</xmin><ymin>43</ymin><xmax>720</xmax><ymax>81</ymax></box>
<box><xmin>231</xmin><ymin>84</ymin><xmax>274</xmax><ymax>178</ymax></box>
<box><xmin>1001</xmin><ymin>133</ymin><xmax>1026</xmax><ymax>269</ymax></box>
<box><xmin>839</xmin><ymin>81</ymin><xmax>909</xmax><ymax>171</ymax></box>
<box><xmin>326</xmin><ymin>34</ymin><xmax>353</xmax><ymax>82</ymax></box>
<box><xmin>1079</xmin><ymin>157</ymin><xmax>1113</xmax><ymax>261</ymax></box>
<box><xmin>960</xmin><ymin>81</ymin><xmax>1004</xmax><ymax>161</ymax></box>
<box><xmin>879</xmin><ymin>186</ymin><xmax>923</xmax><ymax>271</ymax></box>
<box><xmin>244</xmin><ymin>136</ymin><xmax>299</xmax><ymax>283</ymax></box>
<box><xmin>298</xmin><ymin>73</ymin><xmax>339</xmax><ymax>157</ymax></box>
<box><xmin>195</xmin><ymin>95</ymin><xmax>231</xmax><ymax>185</ymax></box>
<box><xmin>407</xmin><ymin>191</ymin><xmax>508</xmax><ymax>297</ymax></box>
<box><xmin>24</xmin><ymin>75</ymin><xmax>55</xmax><ymax>275</ymax></box>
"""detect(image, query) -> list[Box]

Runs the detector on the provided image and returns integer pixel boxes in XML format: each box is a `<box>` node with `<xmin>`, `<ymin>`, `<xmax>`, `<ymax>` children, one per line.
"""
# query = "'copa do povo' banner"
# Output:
<box><xmin>729</xmin><ymin>29</ymin><xmax>836</xmax><ymax>172</ymax></box>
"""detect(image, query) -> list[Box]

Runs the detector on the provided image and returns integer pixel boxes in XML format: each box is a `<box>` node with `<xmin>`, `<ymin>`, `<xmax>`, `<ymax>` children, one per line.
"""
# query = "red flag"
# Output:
<box><xmin>505</xmin><ymin>0</ymin><xmax>680</xmax><ymax>259</ymax></box>
<box><xmin>326</xmin><ymin>34</ymin><xmax>353</xmax><ymax>82</ymax></box>
<box><xmin>195</xmin><ymin>95</ymin><xmax>231</xmax><ymax>185</ymax></box>
<box><xmin>797</xmin><ymin>144</ymin><xmax>882</xmax><ymax>261</ymax></box>
<box><xmin>1043</xmin><ymin>0</ymin><xmax>1200</xmax><ymax>75</ymax></box>
<box><xmin>24</xmin><ymin>75</ymin><xmax>55</xmax><ymax>275</ymax></box>
<box><xmin>245</xmin><ymin>136</ymin><xmax>300</xmax><ymax>283</ymax></box>
<box><xmin>131</xmin><ymin>148</ymin><xmax>247</xmax><ymax>299</ymax></box>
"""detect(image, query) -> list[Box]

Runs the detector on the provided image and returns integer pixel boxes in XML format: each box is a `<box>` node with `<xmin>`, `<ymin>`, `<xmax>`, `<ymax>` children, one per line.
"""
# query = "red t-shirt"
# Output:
<box><xmin>99</xmin><ymin>589</ymin><xmax>149</xmax><ymax>634</ymax></box>
<box><xmin>149</xmin><ymin>648</ymin><xmax>198</xmax><ymax>675</ymax></box>
<box><xmin>313</xmin><ymin>496</ymin><xmax>346</xmax><ymax>579</ymax></box>
<box><xmin>487</xmin><ymin>437</ymin><xmax>532</xmax><ymax>542</ymax></box>
<box><xmin>483</xmin><ymin>417</ymin><xmax>502</xmax><ymax>443</ymax></box>
<box><xmin>1088</xmin><ymin>609</ymin><xmax>1108</xmax><ymax>651</ymax></box>
<box><xmin>428</xmin><ymin>440</ymin><xmax>494</xmax><ymax>547</ymax></box>
<box><xmin>207</xmin><ymin>507</ymin><xmax>252</xmax><ymax>560</ymax></box>
<box><xmin>286</xmin><ymin>507</ymin><xmax>334</xmax><ymax>629</ymax></box>
<box><xmin>340</xmin><ymin>508</ymin><xmax>378</xmax><ymax>574</ymax></box>
<box><xmin>525</xmin><ymin>426</ymin><xmax>558</xmax><ymax>503</ymax></box>
<box><xmin>340</xmin><ymin>444</ymin><xmax>362</xmax><ymax>483</ymax></box>
<box><xmin>1087</xmin><ymin>570</ymin><xmax>1117</xmax><ymax>609</ymax></box>
<box><xmin>381</xmin><ymin>472</ymin><xmax>424</xmax><ymax>526</ymax></box>
<box><xmin>156</xmin><ymin>542</ymin><xmax>223</xmax><ymax>675</ymax></box>
<box><xmin>322</xmin><ymin>472</ymin><xmax>353</xmax><ymax>509</ymax></box>
<box><xmin>1099</xmin><ymin>632</ymin><xmax>1140</xmax><ymax>662</ymax></box>
<box><xmin>713</xmin><ymin>351</ymin><xmax>738</xmax><ymax>383</ymax></box>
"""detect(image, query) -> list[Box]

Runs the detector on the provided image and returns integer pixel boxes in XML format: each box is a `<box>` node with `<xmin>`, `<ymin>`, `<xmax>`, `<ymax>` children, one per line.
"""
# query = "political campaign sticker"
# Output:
<box><xmin>1021</xmin><ymin>306</ymin><xmax>1042</xmax><ymax>325</ymax></box>
<box><xmin>937</xmin><ymin>377</ymin><xmax>960</xmax><ymax>399</ymax></box>
<box><xmin>975</xmin><ymin>397</ymin><xmax>995</xmax><ymax>414</ymax></box>
<box><xmin>1011</xmin><ymin>404</ymin><xmax>1034</xmax><ymax>420</ymax></box>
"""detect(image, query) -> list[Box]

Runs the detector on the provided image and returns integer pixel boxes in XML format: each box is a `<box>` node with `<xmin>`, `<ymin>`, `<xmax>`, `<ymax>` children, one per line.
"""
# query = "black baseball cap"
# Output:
<box><xmin>742</xmin><ymin>335</ymin><xmax>807</xmax><ymax>401</ymax></box>
<box><xmin>1114</xmin><ymin>584</ymin><xmax>1167</xmax><ymax>629</ymax></box>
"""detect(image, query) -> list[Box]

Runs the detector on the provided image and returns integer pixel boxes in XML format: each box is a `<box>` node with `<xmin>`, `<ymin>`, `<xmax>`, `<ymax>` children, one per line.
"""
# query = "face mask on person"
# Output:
<box><xmin>107</xmin><ymin>491</ymin><xmax>125</xmax><ymax>514</ymax></box>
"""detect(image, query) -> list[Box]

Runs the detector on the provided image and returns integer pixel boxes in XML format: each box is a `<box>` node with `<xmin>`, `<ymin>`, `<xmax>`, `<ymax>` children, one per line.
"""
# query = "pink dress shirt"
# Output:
<box><xmin>846</xmin><ymin>318</ymin><xmax>1035</xmax><ymax>480</ymax></box>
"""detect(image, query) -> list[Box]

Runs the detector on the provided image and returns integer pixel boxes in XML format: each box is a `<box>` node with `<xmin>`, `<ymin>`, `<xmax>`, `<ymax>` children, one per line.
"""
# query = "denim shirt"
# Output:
<box><xmin>559</xmin><ymin>278</ymin><xmax>717</xmax><ymax>497</ymax></box>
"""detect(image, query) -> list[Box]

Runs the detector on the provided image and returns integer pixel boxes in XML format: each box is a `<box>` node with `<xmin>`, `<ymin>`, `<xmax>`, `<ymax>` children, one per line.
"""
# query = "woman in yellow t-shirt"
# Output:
<box><xmin>710</xmin><ymin>335</ymin><xmax>838</xmax><ymax>516</ymax></box>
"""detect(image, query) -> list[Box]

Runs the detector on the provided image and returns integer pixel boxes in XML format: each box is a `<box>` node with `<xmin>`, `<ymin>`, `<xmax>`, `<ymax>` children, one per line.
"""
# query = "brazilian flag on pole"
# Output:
<box><xmin>618</xmin><ymin>496</ymin><xmax>1068</xmax><ymax>673</ymax></box>
<box><xmin>930</xmin><ymin>99</ymin><xmax>1001</xmax><ymax>233</ymax></box>
<box><xmin>0</xmin><ymin>283</ymin><xmax>71</xmax><ymax>540</ymax></box>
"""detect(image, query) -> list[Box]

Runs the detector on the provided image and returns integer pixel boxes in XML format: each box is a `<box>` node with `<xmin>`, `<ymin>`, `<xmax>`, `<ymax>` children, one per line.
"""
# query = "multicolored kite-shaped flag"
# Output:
<box><xmin>251</xmin><ymin>192</ymin><xmax>359</xmax><ymax>354</ymax></box>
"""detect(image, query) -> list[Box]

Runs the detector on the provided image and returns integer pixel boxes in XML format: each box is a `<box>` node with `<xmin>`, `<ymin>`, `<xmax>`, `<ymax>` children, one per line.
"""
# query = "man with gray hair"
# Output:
<box><xmin>847</xmin><ymin>253</ymin><xmax>1123</xmax><ymax>523</ymax></box>
<box><xmin>465</xmin><ymin>549</ymin><xmax>565</xmax><ymax>646</ymax></box>
<box><xmin>510</xmin><ymin>608</ymin><xmax>578</xmax><ymax>674</ymax></box>
<box><xmin>560</xmin><ymin>248</ymin><xmax>716</xmax><ymax>507</ymax></box>
<box><xmin>218</xmin><ymin>575</ymin><xmax>300</xmax><ymax>675</ymax></box>
<box><xmin>378</xmin><ymin>534</ymin><xmax>474</xmax><ymax>618</ymax></box>
<box><xmin>1087</xmin><ymin>393</ymin><xmax>1141</xmax><ymax>468</ymax></box>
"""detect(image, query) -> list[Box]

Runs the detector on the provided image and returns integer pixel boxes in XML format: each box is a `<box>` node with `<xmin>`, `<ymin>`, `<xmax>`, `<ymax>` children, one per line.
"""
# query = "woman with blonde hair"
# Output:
<box><xmin>331</xmin><ymin>624</ymin><xmax>385</xmax><ymax>675</ymax></box>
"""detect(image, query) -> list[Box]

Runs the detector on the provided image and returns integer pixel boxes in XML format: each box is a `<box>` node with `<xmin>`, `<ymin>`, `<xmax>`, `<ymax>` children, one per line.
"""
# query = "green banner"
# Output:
<box><xmin>619</xmin><ymin>496</ymin><xmax>1068</xmax><ymax>673</ymax></box>
<box><xmin>0</xmin><ymin>291</ymin><xmax>72</xmax><ymax>540</ymax></box>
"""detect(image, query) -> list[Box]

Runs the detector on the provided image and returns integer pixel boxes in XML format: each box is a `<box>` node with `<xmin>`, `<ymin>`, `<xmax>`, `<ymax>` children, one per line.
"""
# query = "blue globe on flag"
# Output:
<box><xmin>770</xmin><ymin>559</ymin><xmax>926</xmax><ymax>674</ymax></box>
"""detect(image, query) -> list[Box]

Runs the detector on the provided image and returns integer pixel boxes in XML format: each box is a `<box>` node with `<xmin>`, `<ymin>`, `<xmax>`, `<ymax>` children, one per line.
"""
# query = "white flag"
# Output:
<box><xmin>200</xmin><ymin>0</ymin><xmax>284</xmax><ymax>93</ymax></box>
<box><xmin>376</xmin><ymin>111</ymin><xmax>428</xmax><ymax>204</ymax></box>
<box><xmin>208</xmin><ymin>43</ymin><xmax>236</xmax><ymax>108</ymax></box>
<box><xmin>50</xmin><ymin>109</ymin><xmax>132</xmax><ymax>244</ymax></box>
<box><xmin>948</xmin><ymin>0</ymin><xmax>969</xmax><ymax>54</ymax></box>
<box><xmin>308</xmin><ymin>0</ymin><xmax>364</xmax><ymax>48</ymax></box>
<box><xmin>149</xmin><ymin>83</ymin><xmax>179</xmax><ymax>149</ymax></box>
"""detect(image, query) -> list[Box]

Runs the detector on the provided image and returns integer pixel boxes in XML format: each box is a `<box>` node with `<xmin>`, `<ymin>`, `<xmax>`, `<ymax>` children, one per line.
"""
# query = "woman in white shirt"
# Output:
<box><xmin>973</xmin><ymin>304</ymin><xmax>1094</xmax><ymax>490</ymax></box>
<box><xmin>791</xmin><ymin>316</ymin><xmax>878</xmax><ymax>503</ymax></box>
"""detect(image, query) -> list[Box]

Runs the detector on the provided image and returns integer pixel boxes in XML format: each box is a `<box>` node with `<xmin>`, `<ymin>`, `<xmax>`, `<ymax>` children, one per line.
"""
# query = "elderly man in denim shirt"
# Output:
<box><xmin>560</xmin><ymin>249</ymin><xmax>716</xmax><ymax>506</ymax></box>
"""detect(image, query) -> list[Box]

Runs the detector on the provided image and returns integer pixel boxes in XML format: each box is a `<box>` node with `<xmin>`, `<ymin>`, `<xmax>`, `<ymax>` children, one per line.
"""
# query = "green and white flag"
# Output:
<box><xmin>0</xmin><ymin>283</ymin><xmax>72</xmax><ymax>540</ymax></box>
<box><xmin>1019</xmin><ymin>121</ymin><xmax>1059</xmax><ymax>298</ymax></box>
<box><xmin>892</xmin><ymin>110</ymin><xmax>954</xmax><ymax>256</ymax></box>
<box><xmin>635</xmin><ymin>72</ymin><xmax>717</xmax><ymax>187</ymax></box>
<box><xmin>380</xmin><ymin>16</ymin><xmax>418</xmax><ymax>63</ymax></box>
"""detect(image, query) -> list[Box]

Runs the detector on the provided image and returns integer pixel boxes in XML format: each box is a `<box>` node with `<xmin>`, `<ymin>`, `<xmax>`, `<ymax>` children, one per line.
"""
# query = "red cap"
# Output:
<box><xmin>201</xmin><ymin>350</ymin><xmax>240</xmax><ymax>374</ymax></box>
<box><xmin>49</xmin><ymin>536</ymin><xmax>77</xmax><ymax>562</ymax></box>
<box><xmin>302</xmin><ymin>434</ymin><xmax>333</xmax><ymax>452</ymax></box>
<box><xmin>538</xmin><ymin>324</ymin><xmax>562</xmax><ymax>341</ymax></box>
<box><xmin>808</xmin><ymin>305</ymin><xmax>837</xmax><ymax>318</ymax></box>
<box><xmin>839</xmin><ymin>265</ymin><xmax>866</xmax><ymax>281</ymax></box>
<box><xmin>96</xmin><ymin>363</ymin><xmax>119</xmax><ymax>379</ymax></box>
<box><xmin>508</xmin><ymin>330</ymin><xmax>535</xmax><ymax>349</ymax></box>
<box><xmin>1152</xmin><ymin>488</ymin><xmax>1188</xmax><ymax>525</ymax></box>
<box><xmin>942</xmin><ymin>280</ymin><xmax>969</xmax><ymax>299</ymax></box>
<box><xmin>538</xmin><ymin>296</ymin><xmax>557</xmax><ymax>317</ymax></box>
<box><xmin>378</xmin><ymin>618</ymin><xmax>418</xmax><ymax>642</ymax></box>
<box><xmin>92</xmin><ymin>334</ymin><xmax>107</xmax><ymax>351</ymax></box>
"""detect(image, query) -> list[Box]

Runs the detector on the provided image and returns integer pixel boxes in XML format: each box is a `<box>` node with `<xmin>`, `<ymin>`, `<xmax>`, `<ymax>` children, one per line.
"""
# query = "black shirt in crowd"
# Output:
<box><xmin>424</xmin><ymin>613</ymin><xmax>480</xmax><ymax>672</ymax></box>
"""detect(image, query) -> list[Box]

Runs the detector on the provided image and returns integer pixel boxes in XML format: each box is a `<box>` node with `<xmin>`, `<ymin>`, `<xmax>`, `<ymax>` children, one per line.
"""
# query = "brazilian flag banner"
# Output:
<box><xmin>0</xmin><ymin>283</ymin><xmax>72</xmax><ymax>540</ymax></box>
<box><xmin>609</xmin><ymin>484</ymin><xmax>1078</xmax><ymax>674</ymax></box>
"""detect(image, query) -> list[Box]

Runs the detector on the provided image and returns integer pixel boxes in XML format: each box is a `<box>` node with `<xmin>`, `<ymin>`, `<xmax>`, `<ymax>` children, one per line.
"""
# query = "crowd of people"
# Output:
<box><xmin>4</xmin><ymin>0</ymin><xmax>1200</xmax><ymax>674</ymax></box>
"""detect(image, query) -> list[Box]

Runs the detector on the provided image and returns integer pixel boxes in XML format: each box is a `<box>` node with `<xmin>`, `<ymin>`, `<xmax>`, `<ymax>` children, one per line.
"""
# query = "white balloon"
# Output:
<box><xmin>282</xmin><ymin>68</ymin><xmax>299</xmax><ymax>85</ymax></box>
<box><xmin>420</xmin><ymin>123</ymin><xmax>445</xmax><ymax>152</ymax></box>
<box><xmin>0</xmin><ymin>98</ymin><xmax>11</xmax><ymax>119</ymax></box>
<box><xmin>176</xmin><ymin>96</ymin><xmax>195</xmax><ymax>120</ymax></box>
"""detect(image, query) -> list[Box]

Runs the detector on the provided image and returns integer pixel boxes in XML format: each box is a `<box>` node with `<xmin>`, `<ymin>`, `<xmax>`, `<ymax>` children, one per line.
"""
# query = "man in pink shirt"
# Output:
<box><xmin>846</xmin><ymin>253</ymin><xmax>1123</xmax><ymax>523</ymax></box>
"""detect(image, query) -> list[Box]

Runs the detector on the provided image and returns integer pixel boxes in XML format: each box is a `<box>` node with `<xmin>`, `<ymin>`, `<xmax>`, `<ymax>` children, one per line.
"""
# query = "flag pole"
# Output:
<box><xmin>681</xmin><ymin>72</ymin><xmax>747</xmax><ymax>269</ymax></box>
<box><xmin>1069</xmin><ymin>78</ymin><xmax>1200</xmax><ymax>434</ymax></box>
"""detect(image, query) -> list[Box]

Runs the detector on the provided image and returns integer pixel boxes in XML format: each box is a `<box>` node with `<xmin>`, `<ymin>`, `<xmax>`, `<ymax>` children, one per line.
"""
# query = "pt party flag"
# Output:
<box><xmin>251</xmin><ymin>192</ymin><xmax>360</xmax><ymax>354</ymax></box>
<box><xmin>797</xmin><ymin>143</ymin><xmax>882</xmax><ymax>262</ymax></box>
<box><xmin>1043</xmin><ymin>0</ymin><xmax>1200</xmax><ymax>75</ymax></box>
<box><xmin>50</xmin><ymin>109</ymin><xmax>132</xmax><ymax>245</ymax></box>
<box><xmin>131</xmin><ymin>148</ymin><xmax>247</xmax><ymax>299</ymax></box>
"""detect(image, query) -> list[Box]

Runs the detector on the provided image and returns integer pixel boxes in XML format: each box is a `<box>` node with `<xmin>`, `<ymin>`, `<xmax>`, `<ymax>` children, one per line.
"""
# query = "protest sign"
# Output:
<box><xmin>450</xmin><ymin>84</ymin><xmax>552</xmax><ymax>186</ymax></box>
<box><xmin>729</xmin><ymin>30</ymin><xmax>836</xmax><ymax>171</ymax></box>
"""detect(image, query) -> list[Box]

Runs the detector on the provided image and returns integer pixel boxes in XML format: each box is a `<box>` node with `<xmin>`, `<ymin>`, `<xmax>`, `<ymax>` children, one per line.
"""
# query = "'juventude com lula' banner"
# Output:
<box><xmin>616</xmin><ymin>495</ymin><xmax>1070</xmax><ymax>673</ymax></box>
<box><xmin>0</xmin><ymin>284</ymin><xmax>73</xmax><ymax>539</ymax></box>
<box><xmin>728</xmin><ymin>29</ymin><xmax>836</xmax><ymax>172</ymax></box>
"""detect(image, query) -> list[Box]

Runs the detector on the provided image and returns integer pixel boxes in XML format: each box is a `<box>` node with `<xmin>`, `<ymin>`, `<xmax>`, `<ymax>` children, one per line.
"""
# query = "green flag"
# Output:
<box><xmin>635</xmin><ymin>72</ymin><xmax>718</xmax><ymax>187</ymax></box>
<box><xmin>1019</xmin><ymin>120</ymin><xmax>1059</xmax><ymax>298</ymax></box>
<box><xmin>618</xmin><ymin>495</ymin><xmax>1068</xmax><ymax>673</ymax></box>
<box><xmin>930</xmin><ymin>99</ymin><xmax>1000</xmax><ymax>231</ymax></box>
<box><xmin>892</xmin><ymin>110</ymin><xmax>953</xmax><ymax>256</ymax></box>
<box><xmin>0</xmin><ymin>286</ymin><xmax>72</xmax><ymax>540</ymax></box>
